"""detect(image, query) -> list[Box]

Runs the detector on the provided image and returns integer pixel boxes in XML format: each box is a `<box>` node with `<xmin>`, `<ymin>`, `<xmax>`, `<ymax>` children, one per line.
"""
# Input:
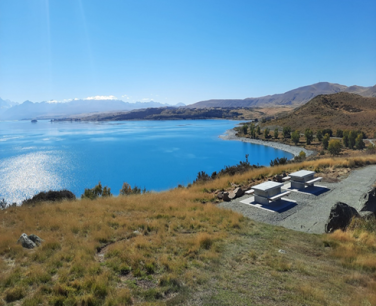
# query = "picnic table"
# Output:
<box><xmin>250</xmin><ymin>181</ymin><xmax>290</xmax><ymax>205</ymax></box>
<box><xmin>288</xmin><ymin>170</ymin><xmax>322</xmax><ymax>189</ymax></box>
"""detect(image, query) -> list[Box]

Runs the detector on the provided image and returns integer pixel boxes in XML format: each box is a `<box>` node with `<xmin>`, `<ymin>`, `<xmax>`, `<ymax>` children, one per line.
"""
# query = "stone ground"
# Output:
<box><xmin>218</xmin><ymin>165</ymin><xmax>376</xmax><ymax>234</ymax></box>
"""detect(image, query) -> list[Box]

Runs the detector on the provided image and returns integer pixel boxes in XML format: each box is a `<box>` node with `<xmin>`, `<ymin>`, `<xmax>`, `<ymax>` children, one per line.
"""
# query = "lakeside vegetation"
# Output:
<box><xmin>1</xmin><ymin>155</ymin><xmax>376</xmax><ymax>305</ymax></box>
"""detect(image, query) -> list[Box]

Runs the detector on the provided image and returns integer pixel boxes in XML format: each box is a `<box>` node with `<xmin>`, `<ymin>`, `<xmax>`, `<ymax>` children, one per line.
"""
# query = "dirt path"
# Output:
<box><xmin>219</xmin><ymin>165</ymin><xmax>376</xmax><ymax>234</ymax></box>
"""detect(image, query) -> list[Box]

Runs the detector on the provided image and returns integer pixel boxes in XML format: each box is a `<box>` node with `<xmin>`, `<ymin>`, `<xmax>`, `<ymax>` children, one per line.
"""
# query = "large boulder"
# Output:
<box><xmin>360</xmin><ymin>188</ymin><xmax>376</xmax><ymax>213</ymax></box>
<box><xmin>325</xmin><ymin>202</ymin><xmax>360</xmax><ymax>233</ymax></box>
<box><xmin>17</xmin><ymin>233</ymin><xmax>36</xmax><ymax>249</ymax></box>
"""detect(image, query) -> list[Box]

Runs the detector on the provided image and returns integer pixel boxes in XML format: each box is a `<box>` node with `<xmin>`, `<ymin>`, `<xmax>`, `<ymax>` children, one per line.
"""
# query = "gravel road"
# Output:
<box><xmin>218</xmin><ymin>165</ymin><xmax>376</xmax><ymax>234</ymax></box>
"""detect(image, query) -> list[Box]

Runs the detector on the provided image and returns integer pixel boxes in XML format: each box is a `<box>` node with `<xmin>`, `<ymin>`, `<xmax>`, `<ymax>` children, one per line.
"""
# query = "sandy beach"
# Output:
<box><xmin>219</xmin><ymin>128</ymin><xmax>315</xmax><ymax>158</ymax></box>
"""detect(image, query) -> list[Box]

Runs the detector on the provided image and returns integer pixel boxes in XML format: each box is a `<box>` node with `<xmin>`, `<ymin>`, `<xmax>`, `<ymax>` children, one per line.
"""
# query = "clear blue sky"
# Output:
<box><xmin>1</xmin><ymin>0</ymin><xmax>375</xmax><ymax>104</ymax></box>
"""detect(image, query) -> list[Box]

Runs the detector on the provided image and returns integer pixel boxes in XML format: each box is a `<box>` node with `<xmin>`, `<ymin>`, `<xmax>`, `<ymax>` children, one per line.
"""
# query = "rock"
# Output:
<box><xmin>228</xmin><ymin>191</ymin><xmax>236</xmax><ymax>200</ymax></box>
<box><xmin>28</xmin><ymin>234</ymin><xmax>43</xmax><ymax>245</ymax></box>
<box><xmin>133</xmin><ymin>230</ymin><xmax>141</xmax><ymax>236</ymax></box>
<box><xmin>233</xmin><ymin>187</ymin><xmax>244</xmax><ymax>198</ymax></box>
<box><xmin>273</xmin><ymin>175</ymin><xmax>283</xmax><ymax>182</ymax></box>
<box><xmin>17</xmin><ymin>233</ymin><xmax>36</xmax><ymax>249</ymax></box>
<box><xmin>222</xmin><ymin>192</ymin><xmax>230</xmax><ymax>202</ymax></box>
<box><xmin>217</xmin><ymin>192</ymin><xmax>224</xmax><ymax>200</ymax></box>
<box><xmin>325</xmin><ymin>202</ymin><xmax>360</xmax><ymax>233</ymax></box>
<box><xmin>360</xmin><ymin>188</ymin><xmax>376</xmax><ymax>213</ymax></box>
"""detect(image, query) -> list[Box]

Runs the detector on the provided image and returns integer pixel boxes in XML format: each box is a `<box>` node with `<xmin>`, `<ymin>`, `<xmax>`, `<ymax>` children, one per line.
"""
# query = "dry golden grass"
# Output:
<box><xmin>0</xmin><ymin>154</ymin><xmax>376</xmax><ymax>305</ymax></box>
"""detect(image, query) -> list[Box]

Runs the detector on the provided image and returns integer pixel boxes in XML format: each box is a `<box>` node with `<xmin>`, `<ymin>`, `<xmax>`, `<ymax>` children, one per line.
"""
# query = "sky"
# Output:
<box><xmin>0</xmin><ymin>0</ymin><xmax>375</xmax><ymax>105</ymax></box>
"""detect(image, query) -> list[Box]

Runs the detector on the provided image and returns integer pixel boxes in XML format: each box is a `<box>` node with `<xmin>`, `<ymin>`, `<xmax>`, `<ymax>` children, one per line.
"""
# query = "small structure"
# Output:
<box><xmin>289</xmin><ymin>170</ymin><xmax>322</xmax><ymax>189</ymax></box>
<box><xmin>252</xmin><ymin>181</ymin><xmax>290</xmax><ymax>205</ymax></box>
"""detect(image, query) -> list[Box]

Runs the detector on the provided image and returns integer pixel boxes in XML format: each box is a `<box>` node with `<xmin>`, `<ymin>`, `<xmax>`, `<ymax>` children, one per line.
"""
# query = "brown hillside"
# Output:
<box><xmin>265</xmin><ymin>92</ymin><xmax>376</xmax><ymax>134</ymax></box>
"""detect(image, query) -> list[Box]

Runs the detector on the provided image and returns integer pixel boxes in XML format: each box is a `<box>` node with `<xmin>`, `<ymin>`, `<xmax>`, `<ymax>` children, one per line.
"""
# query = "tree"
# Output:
<box><xmin>274</xmin><ymin>128</ymin><xmax>279</xmax><ymax>139</ymax></box>
<box><xmin>256</xmin><ymin>126</ymin><xmax>261</xmax><ymax>135</ymax></box>
<box><xmin>291</xmin><ymin>130</ymin><xmax>300</xmax><ymax>145</ymax></box>
<box><xmin>355</xmin><ymin>134</ymin><xmax>365</xmax><ymax>150</ymax></box>
<box><xmin>283</xmin><ymin>126</ymin><xmax>291</xmax><ymax>138</ymax></box>
<box><xmin>322</xmin><ymin>133</ymin><xmax>330</xmax><ymax>150</ymax></box>
<box><xmin>242</xmin><ymin>125</ymin><xmax>248</xmax><ymax>134</ymax></box>
<box><xmin>316</xmin><ymin>130</ymin><xmax>323</xmax><ymax>142</ymax></box>
<box><xmin>343</xmin><ymin>131</ymin><xmax>349</xmax><ymax>148</ymax></box>
<box><xmin>336</xmin><ymin>129</ymin><xmax>343</xmax><ymax>138</ymax></box>
<box><xmin>264</xmin><ymin>128</ymin><xmax>270</xmax><ymax>138</ymax></box>
<box><xmin>349</xmin><ymin>130</ymin><xmax>357</xmax><ymax>149</ymax></box>
<box><xmin>304</xmin><ymin>128</ymin><xmax>314</xmax><ymax>145</ymax></box>
<box><xmin>120</xmin><ymin>182</ymin><xmax>132</xmax><ymax>195</ymax></box>
<box><xmin>328</xmin><ymin>139</ymin><xmax>342</xmax><ymax>155</ymax></box>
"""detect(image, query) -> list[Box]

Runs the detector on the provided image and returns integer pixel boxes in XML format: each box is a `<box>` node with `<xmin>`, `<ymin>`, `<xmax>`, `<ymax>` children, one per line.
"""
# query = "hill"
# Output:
<box><xmin>1</xmin><ymin>156</ymin><xmax>376</xmax><ymax>305</ymax></box>
<box><xmin>0</xmin><ymin>100</ymin><xmax>183</xmax><ymax>120</ymax></box>
<box><xmin>188</xmin><ymin>82</ymin><xmax>376</xmax><ymax>108</ymax></box>
<box><xmin>263</xmin><ymin>92</ymin><xmax>376</xmax><ymax>134</ymax></box>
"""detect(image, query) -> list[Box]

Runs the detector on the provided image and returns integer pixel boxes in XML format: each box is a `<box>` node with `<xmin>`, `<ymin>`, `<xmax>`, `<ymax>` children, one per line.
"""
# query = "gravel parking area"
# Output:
<box><xmin>218</xmin><ymin>165</ymin><xmax>376</xmax><ymax>234</ymax></box>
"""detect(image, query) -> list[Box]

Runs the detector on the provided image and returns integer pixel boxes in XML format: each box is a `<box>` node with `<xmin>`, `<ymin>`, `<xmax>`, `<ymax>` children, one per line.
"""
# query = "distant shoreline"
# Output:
<box><xmin>219</xmin><ymin>128</ymin><xmax>315</xmax><ymax>158</ymax></box>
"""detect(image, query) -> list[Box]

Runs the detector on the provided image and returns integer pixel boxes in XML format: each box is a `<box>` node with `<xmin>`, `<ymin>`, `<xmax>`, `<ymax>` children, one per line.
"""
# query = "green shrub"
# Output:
<box><xmin>328</xmin><ymin>139</ymin><xmax>342</xmax><ymax>155</ymax></box>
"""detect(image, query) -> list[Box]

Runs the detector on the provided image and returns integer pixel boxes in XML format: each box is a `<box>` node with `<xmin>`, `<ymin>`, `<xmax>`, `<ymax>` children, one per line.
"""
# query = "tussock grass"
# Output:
<box><xmin>0</xmin><ymin>154</ymin><xmax>376</xmax><ymax>304</ymax></box>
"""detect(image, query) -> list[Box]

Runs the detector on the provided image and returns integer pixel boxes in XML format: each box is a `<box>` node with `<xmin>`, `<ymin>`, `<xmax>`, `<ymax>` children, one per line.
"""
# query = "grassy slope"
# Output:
<box><xmin>262</xmin><ymin>92</ymin><xmax>376</xmax><ymax>134</ymax></box>
<box><xmin>1</xmin><ymin>156</ymin><xmax>376</xmax><ymax>305</ymax></box>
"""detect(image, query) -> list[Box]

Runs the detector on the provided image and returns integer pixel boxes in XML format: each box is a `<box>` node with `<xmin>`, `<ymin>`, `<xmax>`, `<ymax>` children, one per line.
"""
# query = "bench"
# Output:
<box><xmin>305</xmin><ymin>177</ymin><xmax>322</xmax><ymax>186</ymax></box>
<box><xmin>282</xmin><ymin>176</ymin><xmax>291</xmax><ymax>182</ymax></box>
<box><xmin>245</xmin><ymin>189</ymin><xmax>254</xmax><ymax>195</ymax></box>
<box><xmin>269</xmin><ymin>190</ymin><xmax>291</xmax><ymax>201</ymax></box>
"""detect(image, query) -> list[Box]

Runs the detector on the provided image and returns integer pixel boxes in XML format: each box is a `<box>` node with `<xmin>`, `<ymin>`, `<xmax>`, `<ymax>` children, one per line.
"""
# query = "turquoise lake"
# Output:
<box><xmin>0</xmin><ymin>120</ymin><xmax>293</xmax><ymax>204</ymax></box>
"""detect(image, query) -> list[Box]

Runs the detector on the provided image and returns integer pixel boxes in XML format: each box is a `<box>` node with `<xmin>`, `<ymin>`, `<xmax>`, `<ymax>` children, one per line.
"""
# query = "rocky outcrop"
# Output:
<box><xmin>325</xmin><ymin>202</ymin><xmax>360</xmax><ymax>233</ymax></box>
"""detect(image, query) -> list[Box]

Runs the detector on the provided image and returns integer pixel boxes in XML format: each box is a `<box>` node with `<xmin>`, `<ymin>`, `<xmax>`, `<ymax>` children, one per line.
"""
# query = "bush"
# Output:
<box><xmin>119</xmin><ymin>182</ymin><xmax>146</xmax><ymax>195</ymax></box>
<box><xmin>328</xmin><ymin>139</ymin><xmax>342</xmax><ymax>156</ymax></box>
<box><xmin>336</xmin><ymin>129</ymin><xmax>343</xmax><ymax>137</ymax></box>
<box><xmin>22</xmin><ymin>190</ymin><xmax>76</xmax><ymax>206</ymax></box>
<box><xmin>294</xmin><ymin>151</ymin><xmax>306</xmax><ymax>162</ymax></box>
<box><xmin>81</xmin><ymin>182</ymin><xmax>112</xmax><ymax>200</ymax></box>
<box><xmin>270</xmin><ymin>157</ymin><xmax>288</xmax><ymax>167</ymax></box>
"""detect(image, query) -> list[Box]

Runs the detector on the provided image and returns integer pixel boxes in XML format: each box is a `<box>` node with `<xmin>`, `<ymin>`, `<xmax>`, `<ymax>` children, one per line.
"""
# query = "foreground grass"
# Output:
<box><xmin>1</xmin><ymin>155</ymin><xmax>376</xmax><ymax>305</ymax></box>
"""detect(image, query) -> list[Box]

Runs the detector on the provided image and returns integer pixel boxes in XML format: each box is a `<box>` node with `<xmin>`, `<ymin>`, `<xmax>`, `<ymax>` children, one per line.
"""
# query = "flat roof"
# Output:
<box><xmin>252</xmin><ymin>181</ymin><xmax>283</xmax><ymax>191</ymax></box>
<box><xmin>289</xmin><ymin>170</ymin><xmax>315</xmax><ymax>178</ymax></box>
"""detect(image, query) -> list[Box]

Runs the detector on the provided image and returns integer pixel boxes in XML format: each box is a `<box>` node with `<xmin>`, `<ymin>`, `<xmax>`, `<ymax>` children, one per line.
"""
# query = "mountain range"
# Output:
<box><xmin>0</xmin><ymin>99</ymin><xmax>185</xmax><ymax>120</ymax></box>
<box><xmin>187</xmin><ymin>82</ymin><xmax>376</xmax><ymax>108</ymax></box>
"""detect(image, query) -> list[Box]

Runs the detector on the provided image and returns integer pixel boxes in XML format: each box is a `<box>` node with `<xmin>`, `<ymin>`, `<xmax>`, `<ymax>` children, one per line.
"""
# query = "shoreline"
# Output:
<box><xmin>219</xmin><ymin>129</ymin><xmax>315</xmax><ymax>158</ymax></box>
